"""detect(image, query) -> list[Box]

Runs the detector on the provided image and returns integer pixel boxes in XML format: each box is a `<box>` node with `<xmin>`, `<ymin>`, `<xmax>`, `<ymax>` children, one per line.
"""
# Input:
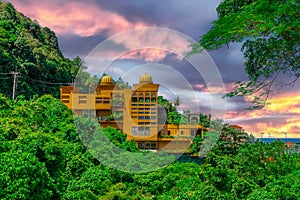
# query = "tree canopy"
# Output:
<box><xmin>0</xmin><ymin>94</ymin><xmax>299</xmax><ymax>199</ymax></box>
<box><xmin>191</xmin><ymin>0</ymin><xmax>300</xmax><ymax>109</ymax></box>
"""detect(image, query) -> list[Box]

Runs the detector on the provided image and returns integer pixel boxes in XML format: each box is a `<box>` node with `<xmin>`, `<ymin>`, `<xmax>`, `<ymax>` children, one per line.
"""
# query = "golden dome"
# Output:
<box><xmin>100</xmin><ymin>75</ymin><xmax>113</xmax><ymax>85</ymax></box>
<box><xmin>139</xmin><ymin>73</ymin><xmax>153</xmax><ymax>84</ymax></box>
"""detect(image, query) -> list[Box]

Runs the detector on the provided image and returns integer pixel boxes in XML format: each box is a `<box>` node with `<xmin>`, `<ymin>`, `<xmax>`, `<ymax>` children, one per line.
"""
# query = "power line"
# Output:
<box><xmin>0</xmin><ymin>73</ymin><xmax>72</xmax><ymax>85</ymax></box>
<box><xmin>22</xmin><ymin>75</ymin><xmax>72</xmax><ymax>85</ymax></box>
<box><xmin>0</xmin><ymin>77</ymin><xmax>12</xmax><ymax>80</ymax></box>
<box><xmin>0</xmin><ymin>70</ymin><xmax>74</xmax><ymax>93</ymax></box>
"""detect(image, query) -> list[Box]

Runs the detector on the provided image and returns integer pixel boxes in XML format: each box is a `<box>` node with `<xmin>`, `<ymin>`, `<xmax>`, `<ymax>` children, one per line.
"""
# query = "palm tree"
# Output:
<box><xmin>172</xmin><ymin>96</ymin><xmax>182</xmax><ymax>108</ymax></box>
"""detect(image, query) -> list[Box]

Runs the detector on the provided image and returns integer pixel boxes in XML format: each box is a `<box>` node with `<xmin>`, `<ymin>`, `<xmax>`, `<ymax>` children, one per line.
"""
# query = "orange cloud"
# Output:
<box><xmin>227</xmin><ymin>92</ymin><xmax>300</xmax><ymax>138</ymax></box>
<box><xmin>267</xmin><ymin>95</ymin><xmax>300</xmax><ymax>114</ymax></box>
<box><xmin>9</xmin><ymin>0</ymin><xmax>153</xmax><ymax>36</ymax></box>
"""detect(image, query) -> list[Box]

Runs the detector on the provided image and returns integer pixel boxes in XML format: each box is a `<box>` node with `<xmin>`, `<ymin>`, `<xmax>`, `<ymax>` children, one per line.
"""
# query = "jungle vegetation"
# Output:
<box><xmin>1</xmin><ymin>1</ymin><xmax>299</xmax><ymax>199</ymax></box>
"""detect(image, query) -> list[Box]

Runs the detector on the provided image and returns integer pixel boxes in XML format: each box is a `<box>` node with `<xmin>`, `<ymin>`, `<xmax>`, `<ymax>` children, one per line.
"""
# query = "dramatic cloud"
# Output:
<box><xmin>92</xmin><ymin>0</ymin><xmax>220</xmax><ymax>36</ymax></box>
<box><xmin>9</xmin><ymin>0</ymin><xmax>154</xmax><ymax>37</ymax></box>
<box><xmin>226</xmin><ymin>92</ymin><xmax>300</xmax><ymax>138</ymax></box>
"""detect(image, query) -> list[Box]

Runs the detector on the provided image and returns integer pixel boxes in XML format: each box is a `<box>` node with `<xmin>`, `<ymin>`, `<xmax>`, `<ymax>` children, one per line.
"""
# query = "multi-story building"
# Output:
<box><xmin>60</xmin><ymin>73</ymin><xmax>204</xmax><ymax>152</ymax></box>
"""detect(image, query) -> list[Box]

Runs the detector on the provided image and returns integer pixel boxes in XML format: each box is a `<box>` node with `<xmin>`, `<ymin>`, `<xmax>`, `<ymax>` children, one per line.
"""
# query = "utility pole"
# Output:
<box><xmin>10</xmin><ymin>66</ymin><xmax>20</xmax><ymax>100</ymax></box>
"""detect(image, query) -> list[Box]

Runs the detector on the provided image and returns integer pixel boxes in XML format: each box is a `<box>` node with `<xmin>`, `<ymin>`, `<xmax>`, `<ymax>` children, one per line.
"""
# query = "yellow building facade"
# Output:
<box><xmin>60</xmin><ymin>73</ymin><xmax>204</xmax><ymax>152</ymax></box>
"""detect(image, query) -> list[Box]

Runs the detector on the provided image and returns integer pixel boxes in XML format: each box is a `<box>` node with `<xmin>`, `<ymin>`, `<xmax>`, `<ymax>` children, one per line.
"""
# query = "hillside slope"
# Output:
<box><xmin>0</xmin><ymin>2</ymin><xmax>80</xmax><ymax>98</ymax></box>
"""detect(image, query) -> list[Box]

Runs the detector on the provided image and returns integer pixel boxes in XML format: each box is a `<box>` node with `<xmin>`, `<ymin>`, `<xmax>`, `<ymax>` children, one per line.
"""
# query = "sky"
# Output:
<box><xmin>7</xmin><ymin>0</ymin><xmax>300</xmax><ymax>138</ymax></box>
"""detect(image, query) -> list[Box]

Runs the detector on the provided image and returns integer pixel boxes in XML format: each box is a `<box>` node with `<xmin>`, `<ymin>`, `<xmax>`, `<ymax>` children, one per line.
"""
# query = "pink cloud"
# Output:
<box><xmin>119</xmin><ymin>49</ymin><xmax>169</xmax><ymax>62</ymax></box>
<box><xmin>9</xmin><ymin>0</ymin><xmax>154</xmax><ymax>36</ymax></box>
<box><xmin>195</xmin><ymin>82</ymin><xmax>236</xmax><ymax>94</ymax></box>
<box><xmin>8</xmin><ymin>0</ymin><xmax>196</xmax><ymax>65</ymax></box>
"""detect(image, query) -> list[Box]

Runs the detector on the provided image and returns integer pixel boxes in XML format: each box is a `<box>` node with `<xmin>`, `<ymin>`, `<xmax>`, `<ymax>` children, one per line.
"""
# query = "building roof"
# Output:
<box><xmin>100</xmin><ymin>75</ymin><xmax>114</xmax><ymax>85</ymax></box>
<box><xmin>140</xmin><ymin>73</ymin><xmax>153</xmax><ymax>84</ymax></box>
<box><xmin>230</xmin><ymin>125</ymin><xmax>243</xmax><ymax>129</ymax></box>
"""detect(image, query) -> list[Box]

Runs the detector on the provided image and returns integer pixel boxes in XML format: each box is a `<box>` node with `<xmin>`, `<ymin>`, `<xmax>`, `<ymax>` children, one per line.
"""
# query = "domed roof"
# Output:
<box><xmin>139</xmin><ymin>73</ymin><xmax>153</xmax><ymax>84</ymax></box>
<box><xmin>100</xmin><ymin>75</ymin><xmax>114</xmax><ymax>85</ymax></box>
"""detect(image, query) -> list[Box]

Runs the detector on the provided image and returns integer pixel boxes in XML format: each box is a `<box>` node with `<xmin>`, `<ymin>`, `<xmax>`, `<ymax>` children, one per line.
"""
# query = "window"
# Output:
<box><xmin>62</xmin><ymin>95</ymin><xmax>69</xmax><ymax>99</ymax></box>
<box><xmin>138</xmin><ymin>127</ymin><xmax>144</xmax><ymax>136</ymax></box>
<box><xmin>132</xmin><ymin>126</ymin><xmax>137</xmax><ymax>136</ymax></box>
<box><xmin>138</xmin><ymin>122</ymin><xmax>150</xmax><ymax>125</ymax></box>
<box><xmin>181</xmin><ymin>131</ymin><xmax>184</xmax><ymax>135</ymax></box>
<box><xmin>103</xmin><ymin>98</ymin><xmax>110</xmax><ymax>104</ymax></box>
<box><xmin>132</xmin><ymin>93</ymin><xmax>137</xmax><ymax>102</ymax></box>
<box><xmin>138</xmin><ymin>141</ymin><xmax>157</xmax><ymax>150</ymax></box>
<box><xmin>150</xmin><ymin>142</ymin><xmax>156</xmax><ymax>149</ymax></box>
<box><xmin>78</xmin><ymin>96</ymin><xmax>87</xmax><ymax>104</ymax></box>
<box><xmin>136</xmin><ymin>126</ymin><xmax>151</xmax><ymax>136</ymax></box>
<box><xmin>151</xmin><ymin>94</ymin><xmax>156</xmax><ymax>102</ymax></box>
<box><xmin>191</xmin><ymin>116</ymin><xmax>199</xmax><ymax>124</ymax></box>
<box><xmin>145</xmin><ymin>93</ymin><xmax>150</xmax><ymax>102</ymax></box>
<box><xmin>96</xmin><ymin>98</ymin><xmax>102</xmax><ymax>104</ymax></box>
<box><xmin>145</xmin><ymin>127</ymin><xmax>150</xmax><ymax>136</ymax></box>
<box><xmin>132</xmin><ymin>97</ymin><xmax>137</xmax><ymax>102</ymax></box>
<box><xmin>191</xmin><ymin>129</ymin><xmax>196</xmax><ymax>137</ymax></box>
<box><xmin>138</xmin><ymin>142</ymin><xmax>144</xmax><ymax>149</ymax></box>
<box><xmin>168</xmin><ymin>130</ymin><xmax>171</xmax><ymax>136</ymax></box>
<box><xmin>139</xmin><ymin>93</ymin><xmax>144</xmax><ymax>102</ymax></box>
<box><xmin>78</xmin><ymin>100</ymin><xmax>87</xmax><ymax>104</ymax></box>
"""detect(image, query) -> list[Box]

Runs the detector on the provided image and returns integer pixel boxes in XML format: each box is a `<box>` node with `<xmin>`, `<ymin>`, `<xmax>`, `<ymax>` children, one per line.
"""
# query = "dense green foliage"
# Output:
<box><xmin>157</xmin><ymin>96</ymin><xmax>211</xmax><ymax>127</ymax></box>
<box><xmin>191</xmin><ymin>0</ymin><xmax>300</xmax><ymax>109</ymax></box>
<box><xmin>0</xmin><ymin>94</ymin><xmax>299</xmax><ymax>199</ymax></box>
<box><xmin>0</xmin><ymin>2</ymin><xmax>81</xmax><ymax>98</ymax></box>
<box><xmin>1</xmin><ymin>2</ymin><xmax>299</xmax><ymax>199</ymax></box>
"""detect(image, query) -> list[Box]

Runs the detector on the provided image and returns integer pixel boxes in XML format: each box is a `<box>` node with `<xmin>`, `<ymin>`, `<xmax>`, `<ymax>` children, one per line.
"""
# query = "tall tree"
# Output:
<box><xmin>190</xmin><ymin>0</ymin><xmax>300</xmax><ymax>109</ymax></box>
